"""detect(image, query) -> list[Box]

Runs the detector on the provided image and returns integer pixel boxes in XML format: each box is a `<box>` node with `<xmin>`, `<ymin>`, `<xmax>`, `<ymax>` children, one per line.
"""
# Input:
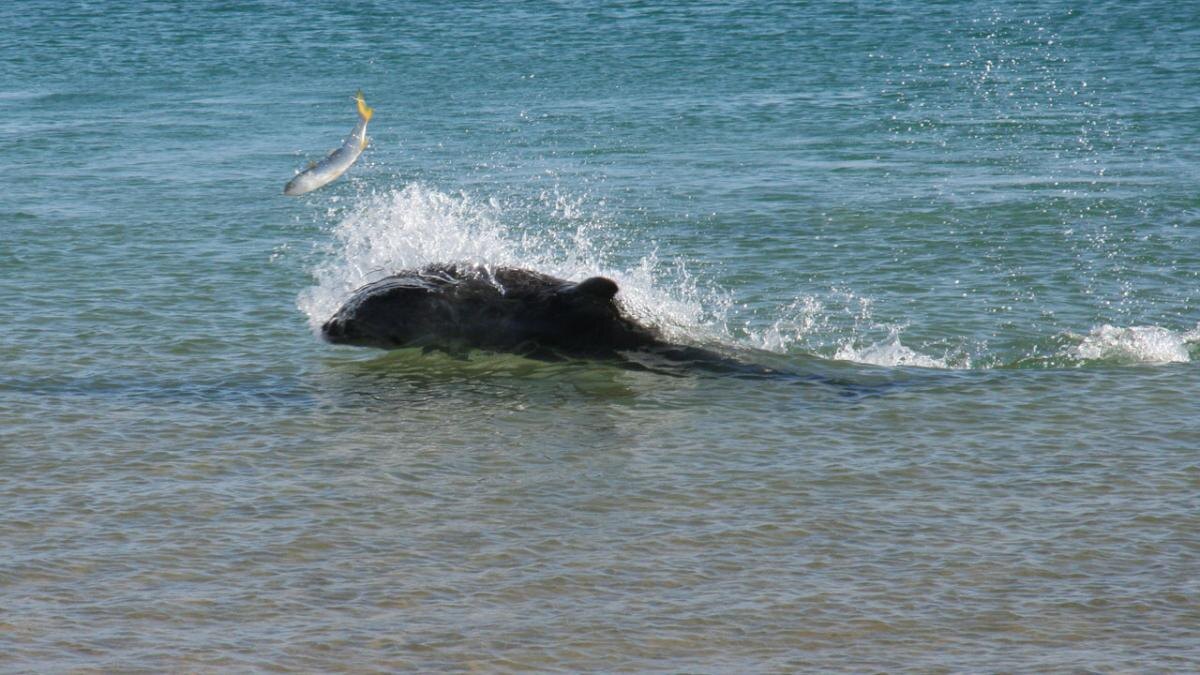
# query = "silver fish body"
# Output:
<box><xmin>284</xmin><ymin>92</ymin><xmax>373</xmax><ymax>196</ymax></box>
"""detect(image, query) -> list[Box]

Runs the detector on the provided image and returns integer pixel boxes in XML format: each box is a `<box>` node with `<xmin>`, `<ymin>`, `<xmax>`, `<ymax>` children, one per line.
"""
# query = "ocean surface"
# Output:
<box><xmin>3</xmin><ymin>1</ymin><xmax>1199</xmax><ymax>671</ymax></box>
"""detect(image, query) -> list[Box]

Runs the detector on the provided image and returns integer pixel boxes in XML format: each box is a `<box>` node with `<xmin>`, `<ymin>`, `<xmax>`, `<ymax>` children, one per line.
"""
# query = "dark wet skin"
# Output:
<box><xmin>322</xmin><ymin>264</ymin><xmax>662</xmax><ymax>358</ymax></box>
<box><xmin>322</xmin><ymin>264</ymin><xmax>895</xmax><ymax>397</ymax></box>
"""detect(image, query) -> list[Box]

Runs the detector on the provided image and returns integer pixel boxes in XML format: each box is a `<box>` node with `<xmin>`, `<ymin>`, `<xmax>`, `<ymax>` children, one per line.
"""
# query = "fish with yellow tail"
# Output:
<box><xmin>284</xmin><ymin>91</ymin><xmax>373</xmax><ymax>196</ymax></box>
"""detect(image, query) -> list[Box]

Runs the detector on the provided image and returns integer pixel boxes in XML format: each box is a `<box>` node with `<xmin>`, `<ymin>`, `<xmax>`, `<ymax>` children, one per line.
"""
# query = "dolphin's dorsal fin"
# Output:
<box><xmin>572</xmin><ymin>276</ymin><xmax>619</xmax><ymax>300</ymax></box>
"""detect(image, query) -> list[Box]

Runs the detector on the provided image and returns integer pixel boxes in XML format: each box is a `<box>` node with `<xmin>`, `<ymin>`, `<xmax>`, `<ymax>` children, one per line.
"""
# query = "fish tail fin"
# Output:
<box><xmin>355</xmin><ymin>90</ymin><xmax>373</xmax><ymax>122</ymax></box>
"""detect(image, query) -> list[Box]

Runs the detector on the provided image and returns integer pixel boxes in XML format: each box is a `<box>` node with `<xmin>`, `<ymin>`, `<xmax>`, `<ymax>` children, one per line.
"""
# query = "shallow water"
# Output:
<box><xmin>3</xmin><ymin>1</ymin><xmax>1199</xmax><ymax>671</ymax></box>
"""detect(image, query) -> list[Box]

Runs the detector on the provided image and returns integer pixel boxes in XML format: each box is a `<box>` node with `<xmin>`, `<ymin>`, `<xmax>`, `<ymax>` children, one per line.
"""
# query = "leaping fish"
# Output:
<box><xmin>284</xmin><ymin>91</ymin><xmax>373</xmax><ymax>196</ymax></box>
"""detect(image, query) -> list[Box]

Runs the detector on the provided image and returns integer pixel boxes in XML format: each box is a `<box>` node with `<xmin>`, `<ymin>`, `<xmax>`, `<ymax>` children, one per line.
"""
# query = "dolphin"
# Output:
<box><xmin>322</xmin><ymin>264</ymin><xmax>660</xmax><ymax>357</ymax></box>
<box><xmin>320</xmin><ymin>263</ymin><xmax>898</xmax><ymax>397</ymax></box>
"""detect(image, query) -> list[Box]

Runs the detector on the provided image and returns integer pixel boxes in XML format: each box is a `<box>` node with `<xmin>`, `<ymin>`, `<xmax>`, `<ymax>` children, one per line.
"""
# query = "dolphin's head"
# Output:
<box><xmin>321</xmin><ymin>307</ymin><xmax>378</xmax><ymax>347</ymax></box>
<box><xmin>320</xmin><ymin>311</ymin><xmax>359</xmax><ymax>345</ymax></box>
<box><xmin>320</xmin><ymin>281</ymin><xmax>434</xmax><ymax>348</ymax></box>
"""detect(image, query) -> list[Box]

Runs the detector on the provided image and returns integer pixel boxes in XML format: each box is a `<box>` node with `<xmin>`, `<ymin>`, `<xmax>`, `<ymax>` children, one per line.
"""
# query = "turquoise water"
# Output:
<box><xmin>3</xmin><ymin>1</ymin><xmax>1199</xmax><ymax>670</ymax></box>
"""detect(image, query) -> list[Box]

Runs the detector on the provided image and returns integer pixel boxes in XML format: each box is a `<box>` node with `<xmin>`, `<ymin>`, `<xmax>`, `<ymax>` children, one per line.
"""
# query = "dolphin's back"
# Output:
<box><xmin>321</xmin><ymin>264</ymin><xmax>659</xmax><ymax>355</ymax></box>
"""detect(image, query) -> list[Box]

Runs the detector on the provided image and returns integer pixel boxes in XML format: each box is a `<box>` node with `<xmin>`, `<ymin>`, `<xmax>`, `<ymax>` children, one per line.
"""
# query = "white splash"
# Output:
<box><xmin>834</xmin><ymin>336</ymin><xmax>956</xmax><ymax>369</ymax></box>
<box><xmin>746</xmin><ymin>285</ymin><xmax>969</xmax><ymax>369</ymax></box>
<box><xmin>297</xmin><ymin>183</ymin><xmax>731</xmax><ymax>344</ymax></box>
<box><xmin>749</xmin><ymin>296</ymin><xmax>828</xmax><ymax>353</ymax></box>
<box><xmin>1068</xmin><ymin>324</ymin><xmax>1199</xmax><ymax>364</ymax></box>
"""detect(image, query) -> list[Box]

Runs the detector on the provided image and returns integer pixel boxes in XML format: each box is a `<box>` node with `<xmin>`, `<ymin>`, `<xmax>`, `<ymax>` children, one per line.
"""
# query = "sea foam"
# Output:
<box><xmin>1068</xmin><ymin>324</ymin><xmax>1200</xmax><ymax>365</ymax></box>
<box><xmin>834</xmin><ymin>337</ymin><xmax>957</xmax><ymax>369</ymax></box>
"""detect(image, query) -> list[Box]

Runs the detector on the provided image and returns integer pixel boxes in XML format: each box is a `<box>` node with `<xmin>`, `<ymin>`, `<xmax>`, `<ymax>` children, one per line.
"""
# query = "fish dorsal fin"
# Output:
<box><xmin>307</xmin><ymin>160</ymin><xmax>318</xmax><ymax>170</ymax></box>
